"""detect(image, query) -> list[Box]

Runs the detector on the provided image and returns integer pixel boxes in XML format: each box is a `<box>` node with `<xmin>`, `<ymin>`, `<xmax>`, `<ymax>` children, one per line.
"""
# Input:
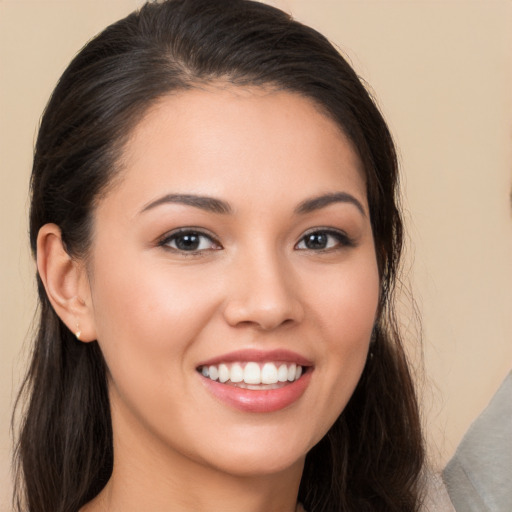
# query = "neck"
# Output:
<box><xmin>82</xmin><ymin>403</ymin><xmax>304</xmax><ymax>512</ymax></box>
<box><xmin>96</xmin><ymin>464</ymin><xmax>303</xmax><ymax>512</ymax></box>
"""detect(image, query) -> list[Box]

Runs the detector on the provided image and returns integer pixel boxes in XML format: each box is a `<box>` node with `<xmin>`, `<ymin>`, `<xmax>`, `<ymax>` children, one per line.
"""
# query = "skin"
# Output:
<box><xmin>38</xmin><ymin>86</ymin><xmax>380</xmax><ymax>512</ymax></box>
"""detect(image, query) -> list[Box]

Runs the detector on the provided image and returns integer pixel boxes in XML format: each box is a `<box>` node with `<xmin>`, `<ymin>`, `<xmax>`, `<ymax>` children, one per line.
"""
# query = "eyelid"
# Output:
<box><xmin>295</xmin><ymin>227</ymin><xmax>355</xmax><ymax>250</ymax></box>
<box><xmin>157</xmin><ymin>227</ymin><xmax>222</xmax><ymax>252</ymax></box>
<box><xmin>156</xmin><ymin>226</ymin><xmax>354</xmax><ymax>253</ymax></box>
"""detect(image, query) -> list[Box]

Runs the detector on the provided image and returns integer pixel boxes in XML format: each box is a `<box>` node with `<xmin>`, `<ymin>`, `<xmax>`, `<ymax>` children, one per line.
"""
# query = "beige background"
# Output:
<box><xmin>1</xmin><ymin>0</ymin><xmax>511</xmax><ymax>509</ymax></box>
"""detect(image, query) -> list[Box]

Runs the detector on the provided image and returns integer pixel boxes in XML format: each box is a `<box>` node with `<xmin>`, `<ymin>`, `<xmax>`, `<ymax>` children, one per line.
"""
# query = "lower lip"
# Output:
<box><xmin>200</xmin><ymin>371</ymin><xmax>312</xmax><ymax>413</ymax></box>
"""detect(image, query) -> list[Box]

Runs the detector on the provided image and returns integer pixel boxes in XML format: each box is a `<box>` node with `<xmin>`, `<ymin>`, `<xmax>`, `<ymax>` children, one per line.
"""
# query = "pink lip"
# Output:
<box><xmin>197</xmin><ymin>349</ymin><xmax>314</xmax><ymax>413</ymax></box>
<box><xmin>197</xmin><ymin>349</ymin><xmax>313</xmax><ymax>368</ymax></box>
<box><xmin>200</xmin><ymin>370</ymin><xmax>312</xmax><ymax>413</ymax></box>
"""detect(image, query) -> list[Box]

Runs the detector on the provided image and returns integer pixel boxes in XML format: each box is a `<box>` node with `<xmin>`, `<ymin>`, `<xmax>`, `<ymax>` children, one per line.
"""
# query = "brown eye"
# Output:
<box><xmin>303</xmin><ymin>232</ymin><xmax>329</xmax><ymax>250</ymax></box>
<box><xmin>160</xmin><ymin>230</ymin><xmax>220</xmax><ymax>252</ymax></box>
<box><xmin>296</xmin><ymin>229</ymin><xmax>353</xmax><ymax>251</ymax></box>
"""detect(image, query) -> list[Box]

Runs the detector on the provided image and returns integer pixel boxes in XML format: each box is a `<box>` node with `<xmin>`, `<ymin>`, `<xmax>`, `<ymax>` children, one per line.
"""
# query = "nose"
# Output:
<box><xmin>222</xmin><ymin>249</ymin><xmax>304</xmax><ymax>331</ymax></box>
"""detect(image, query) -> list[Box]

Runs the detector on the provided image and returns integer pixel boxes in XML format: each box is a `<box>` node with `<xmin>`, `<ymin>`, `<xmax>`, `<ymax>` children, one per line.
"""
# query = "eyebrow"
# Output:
<box><xmin>295</xmin><ymin>192</ymin><xmax>366</xmax><ymax>217</ymax></box>
<box><xmin>140</xmin><ymin>193</ymin><xmax>232</xmax><ymax>215</ymax></box>
<box><xmin>140</xmin><ymin>191</ymin><xmax>366</xmax><ymax>217</ymax></box>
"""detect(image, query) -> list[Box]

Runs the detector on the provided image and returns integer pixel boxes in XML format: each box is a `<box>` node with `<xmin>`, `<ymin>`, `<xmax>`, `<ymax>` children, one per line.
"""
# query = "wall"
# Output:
<box><xmin>1</xmin><ymin>0</ymin><xmax>511</xmax><ymax>509</ymax></box>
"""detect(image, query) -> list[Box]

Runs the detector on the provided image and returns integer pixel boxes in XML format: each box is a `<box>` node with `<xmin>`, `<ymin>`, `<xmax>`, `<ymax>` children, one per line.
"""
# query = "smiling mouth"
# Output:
<box><xmin>197</xmin><ymin>362</ymin><xmax>305</xmax><ymax>389</ymax></box>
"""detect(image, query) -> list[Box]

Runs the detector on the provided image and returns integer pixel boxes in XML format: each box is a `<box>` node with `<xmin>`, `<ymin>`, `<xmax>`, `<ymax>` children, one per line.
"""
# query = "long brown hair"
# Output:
<box><xmin>14</xmin><ymin>1</ymin><xmax>424</xmax><ymax>511</ymax></box>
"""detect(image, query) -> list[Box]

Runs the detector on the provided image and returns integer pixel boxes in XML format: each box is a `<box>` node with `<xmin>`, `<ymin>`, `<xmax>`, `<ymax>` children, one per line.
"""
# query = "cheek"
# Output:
<box><xmin>314</xmin><ymin>254</ymin><xmax>379</xmax><ymax>344</ymax></box>
<box><xmin>87</xmin><ymin>250</ymin><xmax>220</xmax><ymax>380</ymax></box>
<box><xmin>304</xmin><ymin>254</ymin><xmax>379</xmax><ymax>431</ymax></box>
<box><xmin>87</xmin><ymin>254</ymin><xmax>224</xmax><ymax>440</ymax></box>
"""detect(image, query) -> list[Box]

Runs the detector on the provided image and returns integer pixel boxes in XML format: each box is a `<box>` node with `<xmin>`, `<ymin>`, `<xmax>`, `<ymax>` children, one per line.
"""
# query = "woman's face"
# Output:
<box><xmin>83</xmin><ymin>86</ymin><xmax>379</xmax><ymax>477</ymax></box>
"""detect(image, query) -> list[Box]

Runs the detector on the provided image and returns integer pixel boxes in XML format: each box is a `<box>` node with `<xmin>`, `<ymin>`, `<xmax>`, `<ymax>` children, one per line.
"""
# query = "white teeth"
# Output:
<box><xmin>218</xmin><ymin>364</ymin><xmax>229</xmax><ymax>383</ymax></box>
<box><xmin>230</xmin><ymin>363</ymin><xmax>244</xmax><ymax>383</ymax></box>
<box><xmin>200</xmin><ymin>361</ymin><xmax>305</xmax><ymax>385</ymax></box>
<box><xmin>243</xmin><ymin>362</ymin><xmax>261</xmax><ymax>384</ymax></box>
<box><xmin>208</xmin><ymin>365</ymin><xmax>219</xmax><ymax>381</ymax></box>
<box><xmin>261</xmin><ymin>362</ymin><xmax>278</xmax><ymax>384</ymax></box>
<box><xmin>277</xmin><ymin>364</ymin><xmax>288</xmax><ymax>382</ymax></box>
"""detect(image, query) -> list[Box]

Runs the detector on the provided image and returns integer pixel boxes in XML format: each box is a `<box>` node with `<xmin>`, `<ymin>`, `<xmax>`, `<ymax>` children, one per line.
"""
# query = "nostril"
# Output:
<box><xmin>225</xmin><ymin>311</ymin><xmax>298</xmax><ymax>331</ymax></box>
<box><xmin>222</xmin><ymin>264</ymin><xmax>305</xmax><ymax>329</ymax></box>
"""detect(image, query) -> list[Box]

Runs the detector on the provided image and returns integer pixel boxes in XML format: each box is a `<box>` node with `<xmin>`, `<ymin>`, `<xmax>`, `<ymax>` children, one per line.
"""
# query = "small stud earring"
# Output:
<box><xmin>75</xmin><ymin>322</ymin><xmax>81</xmax><ymax>340</ymax></box>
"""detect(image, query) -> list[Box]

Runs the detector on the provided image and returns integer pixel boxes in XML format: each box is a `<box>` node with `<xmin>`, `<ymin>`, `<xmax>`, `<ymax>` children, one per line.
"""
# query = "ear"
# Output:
<box><xmin>36</xmin><ymin>223</ymin><xmax>97</xmax><ymax>342</ymax></box>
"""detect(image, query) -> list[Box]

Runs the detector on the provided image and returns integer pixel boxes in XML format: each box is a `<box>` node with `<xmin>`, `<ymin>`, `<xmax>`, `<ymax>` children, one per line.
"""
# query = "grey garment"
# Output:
<box><xmin>443</xmin><ymin>371</ymin><xmax>512</xmax><ymax>512</ymax></box>
<box><xmin>422</xmin><ymin>472</ymin><xmax>456</xmax><ymax>512</ymax></box>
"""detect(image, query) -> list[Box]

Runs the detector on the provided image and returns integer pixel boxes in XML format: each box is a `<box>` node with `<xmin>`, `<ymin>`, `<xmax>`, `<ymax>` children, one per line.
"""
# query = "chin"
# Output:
<box><xmin>191</xmin><ymin>427</ymin><xmax>317</xmax><ymax>478</ymax></box>
<box><xmin>207</xmin><ymin>449</ymin><xmax>306</xmax><ymax>479</ymax></box>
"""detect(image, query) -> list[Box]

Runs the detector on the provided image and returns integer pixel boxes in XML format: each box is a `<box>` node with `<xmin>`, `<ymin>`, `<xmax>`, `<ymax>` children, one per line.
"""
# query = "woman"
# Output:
<box><xmin>14</xmin><ymin>0</ymin><xmax>425</xmax><ymax>511</ymax></box>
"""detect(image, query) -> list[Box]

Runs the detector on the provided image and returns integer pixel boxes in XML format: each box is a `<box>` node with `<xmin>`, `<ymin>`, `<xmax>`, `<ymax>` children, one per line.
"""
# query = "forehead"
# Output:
<box><xmin>105</xmin><ymin>85</ymin><xmax>367</xmax><ymax>214</ymax></box>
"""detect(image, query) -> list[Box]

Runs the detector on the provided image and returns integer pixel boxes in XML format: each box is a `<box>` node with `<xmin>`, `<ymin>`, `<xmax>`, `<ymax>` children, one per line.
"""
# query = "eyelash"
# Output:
<box><xmin>158</xmin><ymin>229</ymin><xmax>221</xmax><ymax>254</ymax></box>
<box><xmin>295</xmin><ymin>228</ymin><xmax>355</xmax><ymax>252</ymax></box>
<box><xmin>158</xmin><ymin>228</ymin><xmax>355</xmax><ymax>254</ymax></box>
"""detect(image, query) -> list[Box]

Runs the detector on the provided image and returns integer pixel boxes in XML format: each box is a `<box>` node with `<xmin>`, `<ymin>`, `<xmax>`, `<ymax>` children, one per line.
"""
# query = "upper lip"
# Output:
<box><xmin>196</xmin><ymin>349</ymin><xmax>313</xmax><ymax>368</ymax></box>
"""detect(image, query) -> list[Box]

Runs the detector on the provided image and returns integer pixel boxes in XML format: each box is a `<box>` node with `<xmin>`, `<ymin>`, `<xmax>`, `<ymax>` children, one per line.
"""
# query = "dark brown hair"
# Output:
<box><xmin>14</xmin><ymin>1</ymin><xmax>424</xmax><ymax>511</ymax></box>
